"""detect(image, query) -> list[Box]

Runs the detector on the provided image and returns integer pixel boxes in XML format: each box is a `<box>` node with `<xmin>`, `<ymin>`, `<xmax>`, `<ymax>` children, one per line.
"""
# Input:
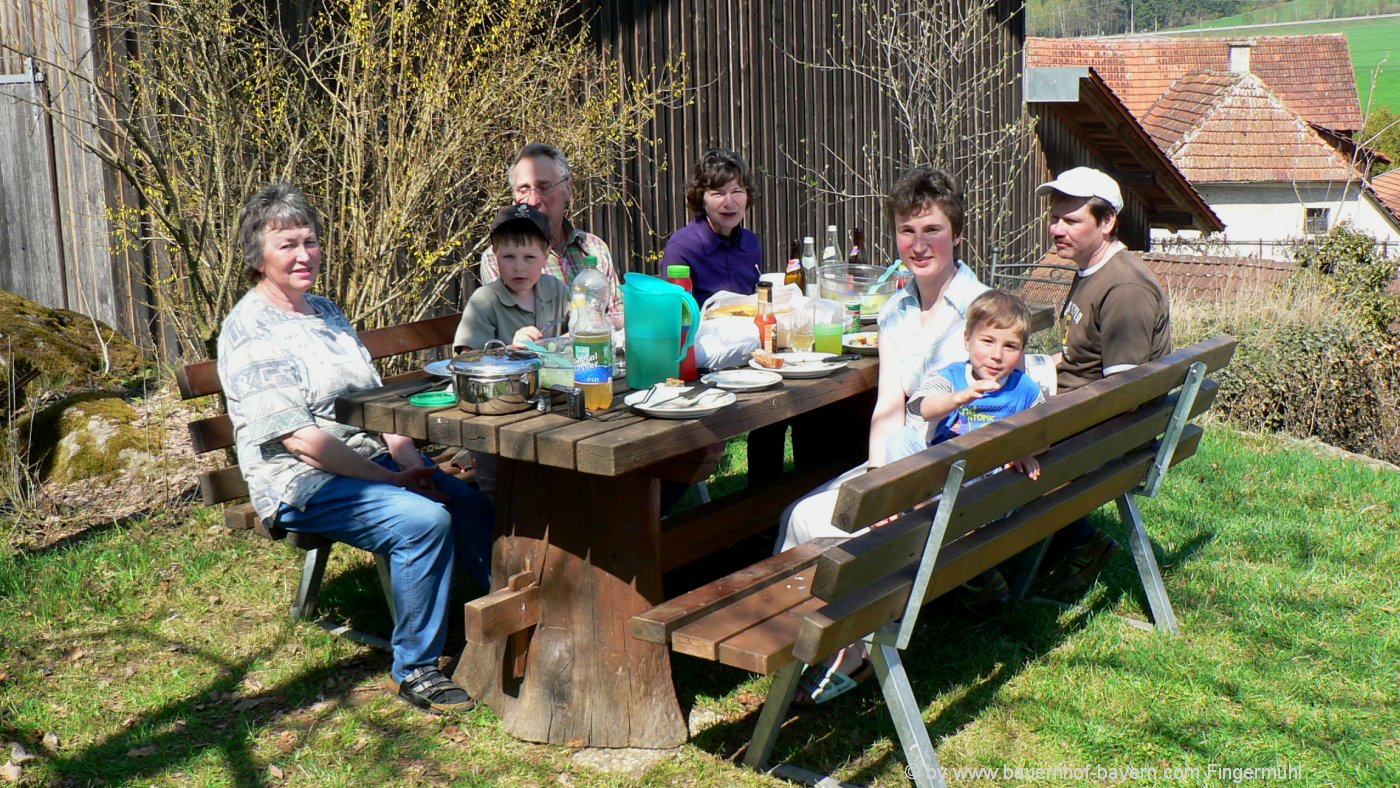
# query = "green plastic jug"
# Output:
<box><xmin>621</xmin><ymin>273</ymin><xmax>701</xmax><ymax>389</ymax></box>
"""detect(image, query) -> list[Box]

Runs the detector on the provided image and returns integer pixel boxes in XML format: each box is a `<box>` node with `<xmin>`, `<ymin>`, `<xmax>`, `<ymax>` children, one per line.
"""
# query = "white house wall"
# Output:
<box><xmin>1151</xmin><ymin>181</ymin><xmax>1400</xmax><ymax>258</ymax></box>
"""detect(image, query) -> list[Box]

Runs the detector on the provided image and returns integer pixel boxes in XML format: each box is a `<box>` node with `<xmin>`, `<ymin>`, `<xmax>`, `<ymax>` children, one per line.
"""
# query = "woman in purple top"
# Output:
<box><xmin>661</xmin><ymin>148</ymin><xmax>764</xmax><ymax>306</ymax></box>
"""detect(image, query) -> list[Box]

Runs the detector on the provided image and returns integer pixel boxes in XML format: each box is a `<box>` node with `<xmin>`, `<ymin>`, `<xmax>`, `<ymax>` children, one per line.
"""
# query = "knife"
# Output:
<box><xmin>820</xmin><ymin>354</ymin><xmax>861</xmax><ymax>363</ymax></box>
<box><xmin>398</xmin><ymin>380</ymin><xmax>447</xmax><ymax>398</ymax></box>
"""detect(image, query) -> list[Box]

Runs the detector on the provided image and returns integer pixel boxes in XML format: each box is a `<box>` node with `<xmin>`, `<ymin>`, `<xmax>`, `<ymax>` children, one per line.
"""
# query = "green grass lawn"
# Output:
<box><xmin>2</xmin><ymin>426</ymin><xmax>1398</xmax><ymax>785</ymax></box>
<box><xmin>1169</xmin><ymin>9</ymin><xmax>1400</xmax><ymax>113</ymax></box>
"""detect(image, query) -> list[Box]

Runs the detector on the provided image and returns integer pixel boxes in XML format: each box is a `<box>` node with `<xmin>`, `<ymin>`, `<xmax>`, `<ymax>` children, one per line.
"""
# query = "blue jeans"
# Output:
<box><xmin>277</xmin><ymin>453</ymin><xmax>494</xmax><ymax>681</ymax></box>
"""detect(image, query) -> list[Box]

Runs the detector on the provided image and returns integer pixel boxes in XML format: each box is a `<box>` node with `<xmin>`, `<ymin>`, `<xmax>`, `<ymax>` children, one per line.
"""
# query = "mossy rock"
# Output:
<box><xmin>0</xmin><ymin>289</ymin><xmax>148</xmax><ymax>403</ymax></box>
<box><xmin>14</xmin><ymin>393</ymin><xmax>165</xmax><ymax>483</ymax></box>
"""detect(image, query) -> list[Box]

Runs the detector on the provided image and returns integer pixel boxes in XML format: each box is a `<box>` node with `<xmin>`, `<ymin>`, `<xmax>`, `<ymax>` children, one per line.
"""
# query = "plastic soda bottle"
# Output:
<box><xmin>571</xmin><ymin>256</ymin><xmax>613</xmax><ymax>411</ymax></box>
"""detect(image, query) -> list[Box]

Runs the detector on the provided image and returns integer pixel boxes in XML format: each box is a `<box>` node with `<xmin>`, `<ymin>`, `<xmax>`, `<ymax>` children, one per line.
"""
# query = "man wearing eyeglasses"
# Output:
<box><xmin>479</xmin><ymin>143</ymin><xmax>620</xmax><ymax>314</ymax></box>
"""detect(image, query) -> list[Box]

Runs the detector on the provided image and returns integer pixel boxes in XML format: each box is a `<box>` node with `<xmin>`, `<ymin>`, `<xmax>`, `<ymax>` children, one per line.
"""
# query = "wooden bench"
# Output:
<box><xmin>632</xmin><ymin>334</ymin><xmax>1237</xmax><ymax>786</ymax></box>
<box><xmin>177</xmin><ymin>313</ymin><xmax>461</xmax><ymax>647</ymax></box>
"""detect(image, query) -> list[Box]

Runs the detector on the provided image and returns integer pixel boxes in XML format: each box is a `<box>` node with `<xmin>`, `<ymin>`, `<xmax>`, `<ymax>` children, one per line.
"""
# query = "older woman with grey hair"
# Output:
<box><xmin>217</xmin><ymin>182</ymin><xmax>493</xmax><ymax>714</ymax></box>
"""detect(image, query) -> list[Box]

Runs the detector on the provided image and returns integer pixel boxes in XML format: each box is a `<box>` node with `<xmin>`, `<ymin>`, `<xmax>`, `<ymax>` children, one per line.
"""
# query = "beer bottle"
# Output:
<box><xmin>848</xmin><ymin>227</ymin><xmax>867</xmax><ymax>266</ymax></box>
<box><xmin>783</xmin><ymin>238</ymin><xmax>805</xmax><ymax>292</ymax></box>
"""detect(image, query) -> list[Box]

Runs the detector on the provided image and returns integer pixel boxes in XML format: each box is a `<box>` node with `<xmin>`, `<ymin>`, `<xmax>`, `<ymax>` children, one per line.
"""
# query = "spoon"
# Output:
<box><xmin>866</xmin><ymin>261</ymin><xmax>902</xmax><ymax>295</ymax></box>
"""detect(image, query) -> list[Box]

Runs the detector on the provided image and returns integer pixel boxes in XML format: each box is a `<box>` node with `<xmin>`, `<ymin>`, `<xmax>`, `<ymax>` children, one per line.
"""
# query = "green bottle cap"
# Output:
<box><xmin>583</xmin><ymin>255</ymin><xmax>599</xmax><ymax>268</ymax></box>
<box><xmin>666</xmin><ymin>264</ymin><xmax>691</xmax><ymax>278</ymax></box>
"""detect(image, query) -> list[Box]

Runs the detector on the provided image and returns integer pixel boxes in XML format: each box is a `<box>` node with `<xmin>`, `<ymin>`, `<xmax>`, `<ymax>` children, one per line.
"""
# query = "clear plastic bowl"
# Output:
<box><xmin>816</xmin><ymin>263</ymin><xmax>898</xmax><ymax>318</ymax></box>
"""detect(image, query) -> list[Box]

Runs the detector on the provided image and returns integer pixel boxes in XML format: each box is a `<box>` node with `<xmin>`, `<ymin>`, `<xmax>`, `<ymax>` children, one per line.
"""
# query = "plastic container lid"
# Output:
<box><xmin>583</xmin><ymin>255</ymin><xmax>599</xmax><ymax>267</ymax></box>
<box><xmin>666</xmin><ymin>264</ymin><xmax>691</xmax><ymax>279</ymax></box>
<box><xmin>409</xmin><ymin>390</ymin><xmax>457</xmax><ymax>407</ymax></box>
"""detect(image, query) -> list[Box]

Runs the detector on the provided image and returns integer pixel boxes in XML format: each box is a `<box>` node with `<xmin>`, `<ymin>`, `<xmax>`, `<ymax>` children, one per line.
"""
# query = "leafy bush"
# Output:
<box><xmin>1362</xmin><ymin>106</ymin><xmax>1399</xmax><ymax>175</ymax></box>
<box><xmin>1292</xmin><ymin>222</ymin><xmax>1400</xmax><ymax>332</ymax></box>
<box><xmin>1211</xmin><ymin>322</ymin><xmax>1400</xmax><ymax>464</ymax></box>
<box><xmin>1173</xmin><ymin>278</ymin><xmax>1400</xmax><ymax>465</ymax></box>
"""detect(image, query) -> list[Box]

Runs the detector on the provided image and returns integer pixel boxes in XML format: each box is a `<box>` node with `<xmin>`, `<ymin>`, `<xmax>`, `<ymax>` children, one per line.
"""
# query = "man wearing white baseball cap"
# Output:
<box><xmin>1035</xmin><ymin>166</ymin><xmax>1169</xmax><ymax>391</ymax></box>
<box><xmin>1027</xmin><ymin>166</ymin><xmax>1170</xmax><ymax>597</ymax></box>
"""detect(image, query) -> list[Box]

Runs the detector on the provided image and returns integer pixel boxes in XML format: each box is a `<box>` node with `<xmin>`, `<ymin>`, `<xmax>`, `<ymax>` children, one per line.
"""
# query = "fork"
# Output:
<box><xmin>644</xmin><ymin>381</ymin><xmax>719</xmax><ymax>408</ymax></box>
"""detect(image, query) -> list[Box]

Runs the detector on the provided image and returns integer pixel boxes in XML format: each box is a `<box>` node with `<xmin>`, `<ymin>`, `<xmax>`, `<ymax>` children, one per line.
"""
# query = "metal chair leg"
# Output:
<box><xmin>373</xmin><ymin>552</ymin><xmax>396</xmax><ymax>623</ymax></box>
<box><xmin>870</xmin><ymin>638</ymin><xmax>948</xmax><ymax>788</ymax></box>
<box><xmin>1009</xmin><ymin>536</ymin><xmax>1052</xmax><ymax>600</ymax></box>
<box><xmin>292</xmin><ymin>544</ymin><xmax>331</xmax><ymax>620</ymax></box>
<box><xmin>1117</xmin><ymin>493</ymin><xmax>1179</xmax><ymax>634</ymax></box>
<box><xmin>742</xmin><ymin>660</ymin><xmax>804</xmax><ymax>770</ymax></box>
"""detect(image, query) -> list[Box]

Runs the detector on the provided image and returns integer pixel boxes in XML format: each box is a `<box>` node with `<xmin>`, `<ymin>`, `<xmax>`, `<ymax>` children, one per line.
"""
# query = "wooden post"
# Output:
<box><xmin>456</xmin><ymin>458</ymin><xmax>687</xmax><ymax>748</ymax></box>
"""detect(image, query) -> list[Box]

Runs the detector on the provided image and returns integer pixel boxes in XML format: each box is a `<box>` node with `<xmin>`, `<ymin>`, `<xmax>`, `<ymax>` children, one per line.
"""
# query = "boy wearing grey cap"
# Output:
<box><xmin>454</xmin><ymin>203</ymin><xmax>570</xmax><ymax>354</ymax></box>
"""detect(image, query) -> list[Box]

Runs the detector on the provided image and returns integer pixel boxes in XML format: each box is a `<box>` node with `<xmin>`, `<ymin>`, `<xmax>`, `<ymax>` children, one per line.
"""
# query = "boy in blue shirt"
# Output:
<box><xmin>887</xmin><ymin>289</ymin><xmax>1044</xmax><ymax>478</ymax></box>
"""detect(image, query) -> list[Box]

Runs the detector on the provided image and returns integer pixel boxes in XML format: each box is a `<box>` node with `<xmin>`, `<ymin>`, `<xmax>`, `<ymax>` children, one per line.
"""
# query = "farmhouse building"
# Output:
<box><xmin>1028</xmin><ymin>34</ymin><xmax>1400</xmax><ymax>260</ymax></box>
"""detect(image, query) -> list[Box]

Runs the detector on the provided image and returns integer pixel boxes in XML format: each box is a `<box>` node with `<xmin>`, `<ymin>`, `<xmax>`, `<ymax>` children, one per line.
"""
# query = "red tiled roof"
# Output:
<box><xmin>1140</xmin><ymin>71</ymin><xmax>1236</xmax><ymax>151</ymax></box>
<box><xmin>1026</xmin><ymin>35</ymin><xmax>1363</xmax><ymax>133</ymax></box>
<box><xmin>1374</xmin><ymin>170</ymin><xmax>1400</xmax><ymax>223</ymax></box>
<box><xmin>1145</xmin><ymin>71</ymin><xmax>1357</xmax><ymax>183</ymax></box>
<box><xmin>1143</xmin><ymin>253</ymin><xmax>1296</xmax><ymax>302</ymax></box>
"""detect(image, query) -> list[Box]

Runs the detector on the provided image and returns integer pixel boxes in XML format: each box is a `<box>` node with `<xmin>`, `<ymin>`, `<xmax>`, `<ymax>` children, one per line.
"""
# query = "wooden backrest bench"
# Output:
<box><xmin>632</xmin><ymin>335</ymin><xmax>1237</xmax><ymax>786</ymax></box>
<box><xmin>177</xmin><ymin>313</ymin><xmax>460</xmax><ymax>642</ymax></box>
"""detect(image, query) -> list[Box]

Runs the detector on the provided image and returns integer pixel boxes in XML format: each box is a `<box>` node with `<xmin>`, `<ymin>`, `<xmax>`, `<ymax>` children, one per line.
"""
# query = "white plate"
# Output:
<box><xmin>843</xmin><ymin>331</ymin><xmax>879</xmax><ymax>355</ymax></box>
<box><xmin>425</xmin><ymin>359</ymin><xmax>453</xmax><ymax>377</ymax></box>
<box><xmin>701</xmin><ymin>369</ymin><xmax>782</xmax><ymax>392</ymax></box>
<box><xmin>749</xmin><ymin>352</ymin><xmax>845</xmax><ymax>379</ymax></box>
<box><xmin>624</xmin><ymin>386</ymin><xmax>737</xmax><ymax>419</ymax></box>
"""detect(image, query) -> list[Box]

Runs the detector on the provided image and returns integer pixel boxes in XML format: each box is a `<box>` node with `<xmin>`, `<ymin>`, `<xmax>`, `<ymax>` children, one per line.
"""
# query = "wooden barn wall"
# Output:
<box><xmin>0</xmin><ymin>0</ymin><xmax>145</xmax><ymax>343</ymax></box>
<box><xmin>580</xmin><ymin>0</ymin><xmax>1037</xmax><ymax>279</ymax></box>
<box><xmin>2</xmin><ymin>0</ymin><xmax>1036</xmax><ymax>353</ymax></box>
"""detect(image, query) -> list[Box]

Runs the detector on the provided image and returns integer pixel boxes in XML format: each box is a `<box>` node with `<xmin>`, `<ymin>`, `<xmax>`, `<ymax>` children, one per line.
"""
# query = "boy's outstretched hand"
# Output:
<box><xmin>961</xmin><ymin>377</ymin><xmax>1002</xmax><ymax>403</ymax></box>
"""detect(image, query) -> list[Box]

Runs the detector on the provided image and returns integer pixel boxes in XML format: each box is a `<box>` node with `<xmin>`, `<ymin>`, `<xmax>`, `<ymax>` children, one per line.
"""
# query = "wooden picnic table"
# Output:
<box><xmin>335</xmin><ymin>358</ymin><xmax>880</xmax><ymax>748</ymax></box>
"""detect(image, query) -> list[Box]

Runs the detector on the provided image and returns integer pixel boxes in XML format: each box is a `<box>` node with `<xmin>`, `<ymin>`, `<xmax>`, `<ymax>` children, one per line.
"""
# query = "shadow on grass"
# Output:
<box><xmin>671</xmin><ymin>509</ymin><xmax>1220</xmax><ymax>782</ymax></box>
<box><xmin>17</xmin><ymin>554</ymin><xmax>485</xmax><ymax>785</ymax></box>
<box><xmin>31</xmin><ymin>621</ymin><xmax>405</xmax><ymax>785</ymax></box>
<box><xmin>674</xmin><ymin>600</ymin><xmax>1084</xmax><ymax>782</ymax></box>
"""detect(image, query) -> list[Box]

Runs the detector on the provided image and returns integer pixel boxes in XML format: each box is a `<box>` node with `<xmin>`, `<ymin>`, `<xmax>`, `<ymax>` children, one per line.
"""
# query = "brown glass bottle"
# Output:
<box><xmin>847</xmin><ymin>227</ymin><xmax>867</xmax><ymax>266</ymax></box>
<box><xmin>783</xmin><ymin>238</ymin><xmax>805</xmax><ymax>292</ymax></box>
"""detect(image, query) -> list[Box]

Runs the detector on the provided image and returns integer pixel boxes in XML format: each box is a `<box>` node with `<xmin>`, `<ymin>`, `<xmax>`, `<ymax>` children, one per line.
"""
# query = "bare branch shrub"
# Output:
<box><xmin>1171</xmin><ymin>278</ymin><xmax>1400</xmax><ymax>465</ymax></box>
<box><xmin>782</xmin><ymin>0</ymin><xmax>1040</xmax><ymax>272</ymax></box>
<box><xmin>17</xmin><ymin>0</ymin><xmax>677</xmax><ymax>358</ymax></box>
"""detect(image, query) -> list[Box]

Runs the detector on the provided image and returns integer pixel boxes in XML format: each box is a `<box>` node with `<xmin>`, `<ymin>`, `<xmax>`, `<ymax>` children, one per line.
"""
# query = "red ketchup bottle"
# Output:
<box><xmin>664</xmin><ymin>264</ymin><xmax>699</xmax><ymax>381</ymax></box>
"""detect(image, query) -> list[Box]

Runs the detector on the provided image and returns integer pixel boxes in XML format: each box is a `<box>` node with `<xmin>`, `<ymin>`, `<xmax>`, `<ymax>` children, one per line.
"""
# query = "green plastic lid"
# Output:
<box><xmin>666</xmin><ymin>264</ymin><xmax>691</xmax><ymax>278</ymax></box>
<box><xmin>583</xmin><ymin>255</ymin><xmax>599</xmax><ymax>267</ymax></box>
<box><xmin>408</xmin><ymin>390</ymin><xmax>457</xmax><ymax>408</ymax></box>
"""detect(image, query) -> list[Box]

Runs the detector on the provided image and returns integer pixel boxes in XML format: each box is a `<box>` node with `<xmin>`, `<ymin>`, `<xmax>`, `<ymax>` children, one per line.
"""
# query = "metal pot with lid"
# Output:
<box><xmin>448</xmin><ymin>340</ymin><xmax>543</xmax><ymax>415</ymax></box>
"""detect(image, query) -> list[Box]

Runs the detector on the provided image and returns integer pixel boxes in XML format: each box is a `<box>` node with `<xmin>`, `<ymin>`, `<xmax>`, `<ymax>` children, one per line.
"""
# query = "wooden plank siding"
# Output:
<box><xmin>0</xmin><ymin>0</ymin><xmax>149</xmax><ymax>347</ymax></box>
<box><xmin>2</xmin><ymin>0</ymin><xmax>1037</xmax><ymax>356</ymax></box>
<box><xmin>580</xmin><ymin>0</ymin><xmax>1038</xmax><ymax>280</ymax></box>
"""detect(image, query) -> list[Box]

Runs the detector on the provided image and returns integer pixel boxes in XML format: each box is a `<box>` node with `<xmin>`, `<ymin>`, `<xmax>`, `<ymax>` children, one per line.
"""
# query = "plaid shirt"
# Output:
<box><xmin>479</xmin><ymin>219</ymin><xmax>620</xmax><ymax>314</ymax></box>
